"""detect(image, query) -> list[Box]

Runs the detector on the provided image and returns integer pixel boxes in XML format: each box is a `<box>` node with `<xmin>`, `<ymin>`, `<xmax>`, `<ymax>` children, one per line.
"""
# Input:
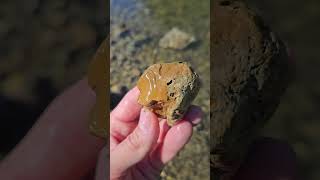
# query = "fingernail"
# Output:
<box><xmin>139</xmin><ymin>108</ymin><xmax>152</xmax><ymax>134</ymax></box>
<box><xmin>188</xmin><ymin>106</ymin><xmax>203</xmax><ymax>125</ymax></box>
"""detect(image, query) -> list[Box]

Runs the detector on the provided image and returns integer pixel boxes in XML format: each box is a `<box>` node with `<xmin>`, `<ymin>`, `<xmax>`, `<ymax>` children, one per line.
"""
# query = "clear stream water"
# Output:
<box><xmin>110</xmin><ymin>0</ymin><xmax>210</xmax><ymax>179</ymax></box>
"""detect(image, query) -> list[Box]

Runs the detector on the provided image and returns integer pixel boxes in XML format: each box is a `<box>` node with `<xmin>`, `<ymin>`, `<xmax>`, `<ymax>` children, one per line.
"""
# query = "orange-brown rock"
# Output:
<box><xmin>87</xmin><ymin>37</ymin><xmax>108</xmax><ymax>139</ymax></box>
<box><xmin>211</xmin><ymin>0</ymin><xmax>290</xmax><ymax>178</ymax></box>
<box><xmin>137</xmin><ymin>62</ymin><xmax>200</xmax><ymax>126</ymax></box>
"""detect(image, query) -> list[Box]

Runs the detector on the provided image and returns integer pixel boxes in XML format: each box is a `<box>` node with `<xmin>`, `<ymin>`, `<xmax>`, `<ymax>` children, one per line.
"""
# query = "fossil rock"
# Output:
<box><xmin>137</xmin><ymin>62</ymin><xmax>200</xmax><ymax>126</ymax></box>
<box><xmin>88</xmin><ymin>37</ymin><xmax>109</xmax><ymax>139</ymax></box>
<box><xmin>211</xmin><ymin>0</ymin><xmax>290</xmax><ymax>178</ymax></box>
<box><xmin>159</xmin><ymin>28</ymin><xmax>196</xmax><ymax>50</ymax></box>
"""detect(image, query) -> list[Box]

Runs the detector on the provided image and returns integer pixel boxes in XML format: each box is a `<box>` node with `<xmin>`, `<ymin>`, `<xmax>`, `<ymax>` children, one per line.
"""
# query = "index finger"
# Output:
<box><xmin>110</xmin><ymin>87</ymin><xmax>142</xmax><ymax>122</ymax></box>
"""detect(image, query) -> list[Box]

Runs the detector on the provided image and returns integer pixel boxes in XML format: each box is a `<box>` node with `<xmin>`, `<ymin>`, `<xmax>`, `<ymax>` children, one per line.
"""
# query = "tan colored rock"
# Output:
<box><xmin>211</xmin><ymin>0</ymin><xmax>290</xmax><ymax>178</ymax></box>
<box><xmin>88</xmin><ymin>37</ymin><xmax>109</xmax><ymax>139</ymax></box>
<box><xmin>137</xmin><ymin>62</ymin><xmax>200</xmax><ymax>126</ymax></box>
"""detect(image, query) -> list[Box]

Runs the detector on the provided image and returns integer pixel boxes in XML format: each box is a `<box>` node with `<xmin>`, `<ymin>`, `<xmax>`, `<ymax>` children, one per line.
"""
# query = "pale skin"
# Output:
<box><xmin>0</xmin><ymin>78</ymin><xmax>297</xmax><ymax>180</ymax></box>
<box><xmin>0</xmin><ymin>78</ymin><xmax>203</xmax><ymax>180</ymax></box>
<box><xmin>110</xmin><ymin>87</ymin><xmax>202</xmax><ymax>179</ymax></box>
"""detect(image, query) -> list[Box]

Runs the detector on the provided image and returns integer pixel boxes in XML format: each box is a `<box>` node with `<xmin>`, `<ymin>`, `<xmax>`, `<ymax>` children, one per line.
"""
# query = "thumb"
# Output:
<box><xmin>110</xmin><ymin>108</ymin><xmax>159</xmax><ymax>175</ymax></box>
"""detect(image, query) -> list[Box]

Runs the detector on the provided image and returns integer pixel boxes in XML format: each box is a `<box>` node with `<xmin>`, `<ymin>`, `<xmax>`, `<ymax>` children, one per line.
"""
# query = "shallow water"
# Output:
<box><xmin>111</xmin><ymin>0</ymin><xmax>210</xmax><ymax>92</ymax></box>
<box><xmin>110</xmin><ymin>0</ymin><xmax>209</xmax><ymax>49</ymax></box>
<box><xmin>110</xmin><ymin>0</ymin><xmax>210</xmax><ymax>179</ymax></box>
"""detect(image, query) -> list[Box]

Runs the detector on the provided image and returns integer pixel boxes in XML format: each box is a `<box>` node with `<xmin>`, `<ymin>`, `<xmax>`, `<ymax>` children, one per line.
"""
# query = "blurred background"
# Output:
<box><xmin>0</xmin><ymin>0</ymin><xmax>319</xmax><ymax>179</ymax></box>
<box><xmin>246</xmin><ymin>0</ymin><xmax>320</xmax><ymax>179</ymax></box>
<box><xmin>0</xmin><ymin>0</ymin><xmax>107</xmax><ymax>156</ymax></box>
<box><xmin>0</xmin><ymin>0</ymin><xmax>210</xmax><ymax>179</ymax></box>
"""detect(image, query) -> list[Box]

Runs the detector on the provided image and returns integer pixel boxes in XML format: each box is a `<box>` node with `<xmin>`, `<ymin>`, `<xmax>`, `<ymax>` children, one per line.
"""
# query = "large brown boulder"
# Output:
<box><xmin>211</xmin><ymin>0</ymin><xmax>290</xmax><ymax>178</ymax></box>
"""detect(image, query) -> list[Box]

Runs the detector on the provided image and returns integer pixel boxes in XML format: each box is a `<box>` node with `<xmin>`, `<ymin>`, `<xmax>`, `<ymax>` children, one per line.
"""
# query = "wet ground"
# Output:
<box><xmin>0</xmin><ymin>0</ymin><xmax>319</xmax><ymax>179</ymax></box>
<box><xmin>0</xmin><ymin>0</ymin><xmax>107</xmax><ymax>154</ymax></box>
<box><xmin>110</xmin><ymin>0</ymin><xmax>210</xmax><ymax>179</ymax></box>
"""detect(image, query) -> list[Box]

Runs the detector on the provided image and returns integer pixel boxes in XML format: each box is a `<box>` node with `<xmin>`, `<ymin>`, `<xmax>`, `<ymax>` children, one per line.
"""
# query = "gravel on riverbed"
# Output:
<box><xmin>110</xmin><ymin>10</ymin><xmax>210</xmax><ymax>178</ymax></box>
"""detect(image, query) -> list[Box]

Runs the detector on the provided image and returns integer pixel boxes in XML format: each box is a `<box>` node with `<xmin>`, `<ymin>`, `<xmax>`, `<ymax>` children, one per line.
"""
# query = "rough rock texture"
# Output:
<box><xmin>109</xmin><ymin>19</ymin><xmax>210</xmax><ymax>179</ymax></box>
<box><xmin>88</xmin><ymin>37</ymin><xmax>108</xmax><ymax>139</ymax></box>
<box><xmin>137</xmin><ymin>62</ymin><xmax>200</xmax><ymax>126</ymax></box>
<box><xmin>159</xmin><ymin>28</ymin><xmax>196</xmax><ymax>50</ymax></box>
<box><xmin>110</xmin><ymin>4</ymin><xmax>210</xmax><ymax>178</ymax></box>
<box><xmin>211</xmin><ymin>0</ymin><xmax>290</xmax><ymax>178</ymax></box>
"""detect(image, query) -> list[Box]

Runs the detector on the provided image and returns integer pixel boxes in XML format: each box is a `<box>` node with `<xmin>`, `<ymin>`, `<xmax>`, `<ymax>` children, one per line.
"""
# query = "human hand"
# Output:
<box><xmin>0</xmin><ymin>79</ymin><xmax>106</xmax><ymax>180</ymax></box>
<box><xmin>0</xmin><ymin>78</ymin><xmax>297</xmax><ymax>180</ymax></box>
<box><xmin>110</xmin><ymin>87</ymin><xmax>203</xmax><ymax>180</ymax></box>
<box><xmin>0</xmin><ymin>80</ymin><xmax>202</xmax><ymax>180</ymax></box>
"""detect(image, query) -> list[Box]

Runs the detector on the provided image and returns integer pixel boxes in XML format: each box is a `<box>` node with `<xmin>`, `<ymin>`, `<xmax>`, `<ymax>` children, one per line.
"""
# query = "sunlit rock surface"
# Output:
<box><xmin>137</xmin><ymin>62</ymin><xmax>200</xmax><ymax>126</ymax></box>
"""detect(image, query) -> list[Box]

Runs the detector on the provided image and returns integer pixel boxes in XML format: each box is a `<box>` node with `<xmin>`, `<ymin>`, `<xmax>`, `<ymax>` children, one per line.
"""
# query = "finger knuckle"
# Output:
<box><xmin>126</xmin><ymin>131</ymin><xmax>141</xmax><ymax>151</ymax></box>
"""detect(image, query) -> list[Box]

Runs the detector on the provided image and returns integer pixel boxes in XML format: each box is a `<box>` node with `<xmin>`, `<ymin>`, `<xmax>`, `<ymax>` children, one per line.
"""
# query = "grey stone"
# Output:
<box><xmin>159</xmin><ymin>27</ymin><xmax>196</xmax><ymax>50</ymax></box>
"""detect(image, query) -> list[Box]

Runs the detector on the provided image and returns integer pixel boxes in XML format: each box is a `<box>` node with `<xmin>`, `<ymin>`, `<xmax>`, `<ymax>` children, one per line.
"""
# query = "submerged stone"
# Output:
<box><xmin>159</xmin><ymin>28</ymin><xmax>196</xmax><ymax>50</ymax></box>
<box><xmin>137</xmin><ymin>62</ymin><xmax>200</xmax><ymax>126</ymax></box>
